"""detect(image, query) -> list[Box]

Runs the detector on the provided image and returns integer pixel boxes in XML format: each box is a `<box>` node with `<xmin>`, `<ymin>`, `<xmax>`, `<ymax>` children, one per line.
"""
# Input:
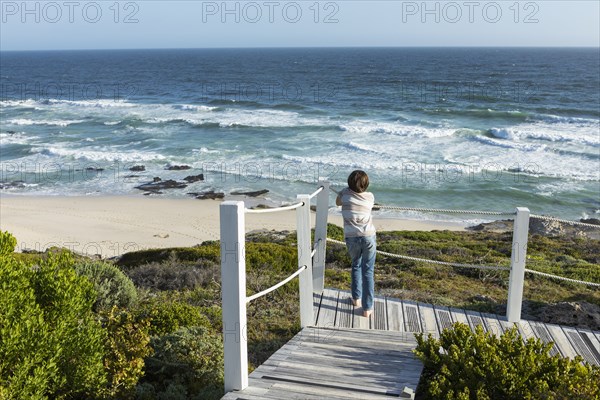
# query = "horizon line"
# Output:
<box><xmin>2</xmin><ymin>45</ymin><xmax>600</xmax><ymax>52</ymax></box>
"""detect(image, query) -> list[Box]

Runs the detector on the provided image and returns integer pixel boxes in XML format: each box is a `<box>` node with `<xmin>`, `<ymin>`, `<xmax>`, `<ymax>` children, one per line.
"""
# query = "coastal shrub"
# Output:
<box><xmin>0</xmin><ymin>252</ymin><xmax>107</xmax><ymax>399</ymax></box>
<box><xmin>140</xmin><ymin>326</ymin><xmax>224</xmax><ymax>400</ymax></box>
<box><xmin>134</xmin><ymin>300</ymin><xmax>211</xmax><ymax>336</ymax></box>
<box><xmin>74</xmin><ymin>260</ymin><xmax>138</xmax><ymax>311</ymax></box>
<box><xmin>126</xmin><ymin>256</ymin><xmax>220</xmax><ymax>291</ymax></box>
<box><xmin>245</xmin><ymin>242</ymin><xmax>298</xmax><ymax>274</ymax></box>
<box><xmin>0</xmin><ymin>230</ymin><xmax>17</xmax><ymax>255</ymax></box>
<box><xmin>99</xmin><ymin>307</ymin><xmax>153</xmax><ymax>399</ymax></box>
<box><xmin>414</xmin><ymin>322</ymin><xmax>600</xmax><ymax>399</ymax></box>
<box><xmin>117</xmin><ymin>244</ymin><xmax>220</xmax><ymax>269</ymax></box>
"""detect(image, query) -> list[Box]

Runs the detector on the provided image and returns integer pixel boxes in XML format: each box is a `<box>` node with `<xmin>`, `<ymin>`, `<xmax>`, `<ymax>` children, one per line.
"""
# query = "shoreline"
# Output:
<box><xmin>0</xmin><ymin>194</ymin><xmax>466</xmax><ymax>257</ymax></box>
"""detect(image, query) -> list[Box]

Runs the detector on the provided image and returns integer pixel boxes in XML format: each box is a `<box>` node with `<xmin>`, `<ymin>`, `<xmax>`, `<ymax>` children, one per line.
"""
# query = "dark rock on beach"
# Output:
<box><xmin>0</xmin><ymin>180</ymin><xmax>26</xmax><ymax>189</ymax></box>
<box><xmin>130</xmin><ymin>165</ymin><xmax>145</xmax><ymax>172</ymax></box>
<box><xmin>188</xmin><ymin>190</ymin><xmax>224</xmax><ymax>200</ymax></box>
<box><xmin>230</xmin><ymin>189</ymin><xmax>268</xmax><ymax>197</ymax></box>
<box><xmin>183</xmin><ymin>174</ymin><xmax>204</xmax><ymax>183</ymax></box>
<box><xmin>166</xmin><ymin>164</ymin><xmax>191</xmax><ymax>170</ymax></box>
<box><xmin>153</xmin><ymin>177</ymin><xmax>161</xmax><ymax>182</ymax></box>
<box><xmin>135</xmin><ymin>179</ymin><xmax>187</xmax><ymax>192</ymax></box>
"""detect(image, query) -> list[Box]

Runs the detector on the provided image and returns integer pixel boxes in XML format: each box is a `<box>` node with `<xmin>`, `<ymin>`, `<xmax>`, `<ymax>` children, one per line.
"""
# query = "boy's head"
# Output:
<box><xmin>347</xmin><ymin>170</ymin><xmax>369</xmax><ymax>193</ymax></box>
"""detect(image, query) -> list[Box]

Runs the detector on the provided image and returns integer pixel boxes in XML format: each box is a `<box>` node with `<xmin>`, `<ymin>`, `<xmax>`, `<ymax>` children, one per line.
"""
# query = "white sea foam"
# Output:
<box><xmin>33</xmin><ymin>145</ymin><xmax>167</xmax><ymax>162</ymax></box>
<box><xmin>340</xmin><ymin>120</ymin><xmax>456</xmax><ymax>138</ymax></box>
<box><xmin>470</xmin><ymin>135</ymin><xmax>544</xmax><ymax>152</ymax></box>
<box><xmin>0</xmin><ymin>132</ymin><xmax>38</xmax><ymax>145</ymax></box>
<box><xmin>5</xmin><ymin>118</ymin><xmax>85</xmax><ymax>127</ymax></box>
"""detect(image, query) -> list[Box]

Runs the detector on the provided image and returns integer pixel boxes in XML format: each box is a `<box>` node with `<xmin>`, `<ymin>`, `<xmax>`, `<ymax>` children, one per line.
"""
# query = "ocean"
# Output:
<box><xmin>1</xmin><ymin>47</ymin><xmax>599</xmax><ymax>222</ymax></box>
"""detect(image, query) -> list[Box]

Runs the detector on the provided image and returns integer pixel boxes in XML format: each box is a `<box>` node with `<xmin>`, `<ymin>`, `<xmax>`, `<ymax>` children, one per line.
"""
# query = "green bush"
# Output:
<box><xmin>74</xmin><ymin>260</ymin><xmax>138</xmax><ymax>311</ymax></box>
<box><xmin>99</xmin><ymin>307</ymin><xmax>152</xmax><ymax>399</ymax></box>
<box><xmin>140</xmin><ymin>326</ymin><xmax>224</xmax><ymax>400</ymax></box>
<box><xmin>414</xmin><ymin>323</ymin><xmax>600</xmax><ymax>399</ymax></box>
<box><xmin>0</xmin><ymin>252</ymin><xmax>107</xmax><ymax>399</ymax></box>
<box><xmin>134</xmin><ymin>300</ymin><xmax>211</xmax><ymax>336</ymax></box>
<box><xmin>0</xmin><ymin>231</ymin><xmax>17</xmax><ymax>256</ymax></box>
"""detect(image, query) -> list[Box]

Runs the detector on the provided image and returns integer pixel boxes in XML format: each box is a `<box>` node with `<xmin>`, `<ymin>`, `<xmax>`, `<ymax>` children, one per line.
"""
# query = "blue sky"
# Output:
<box><xmin>1</xmin><ymin>1</ymin><xmax>599</xmax><ymax>50</ymax></box>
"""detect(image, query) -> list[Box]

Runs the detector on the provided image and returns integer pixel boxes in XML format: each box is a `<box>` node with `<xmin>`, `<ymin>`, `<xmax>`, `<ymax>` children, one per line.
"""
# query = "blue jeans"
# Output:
<box><xmin>345</xmin><ymin>235</ymin><xmax>376</xmax><ymax>311</ymax></box>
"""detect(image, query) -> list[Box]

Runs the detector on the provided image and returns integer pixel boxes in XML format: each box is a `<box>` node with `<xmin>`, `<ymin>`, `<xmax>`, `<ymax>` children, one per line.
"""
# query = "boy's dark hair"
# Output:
<box><xmin>348</xmin><ymin>170</ymin><xmax>369</xmax><ymax>193</ymax></box>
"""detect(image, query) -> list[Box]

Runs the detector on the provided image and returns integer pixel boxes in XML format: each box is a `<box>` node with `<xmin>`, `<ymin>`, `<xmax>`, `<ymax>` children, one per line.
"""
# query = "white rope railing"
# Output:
<box><xmin>308</xmin><ymin>186</ymin><xmax>324</xmax><ymax>199</ymax></box>
<box><xmin>327</xmin><ymin>237</ymin><xmax>600</xmax><ymax>287</ymax></box>
<box><xmin>530</xmin><ymin>214</ymin><xmax>600</xmax><ymax>229</ymax></box>
<box><xmin>375</xmin><ymin>205</ymin><xmax>600</xmax><ymax>230</ymax></box>
<box><xmin>376</xmin><ymin>205</ymin><xmax>515</xmax><ymax>216</ymax></box>
<box><xmin>245</xmin><ymin>201</ymin><xmax>303</xmax><ymax>214</ymax></box>
<box><xmin>327</xmin><ymin>238</ymin><xmax>510</xmax><ymax>272</ymax></box>
<box><xmin>524</xmin><ymin>268</ymin><xmax>600</xmax><ymax>287</ymax></box>
<box><xmin>246</xmin><ymin>265</ymin><xmax>308</xmax><ymax>303</ymax></box>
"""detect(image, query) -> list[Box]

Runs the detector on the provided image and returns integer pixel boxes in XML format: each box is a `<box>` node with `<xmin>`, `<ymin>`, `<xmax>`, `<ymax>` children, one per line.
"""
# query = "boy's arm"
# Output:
<box><xmin>335</xmin><ymin>194</ymin><xmax>342</xmax><ymax>206</ymax></box>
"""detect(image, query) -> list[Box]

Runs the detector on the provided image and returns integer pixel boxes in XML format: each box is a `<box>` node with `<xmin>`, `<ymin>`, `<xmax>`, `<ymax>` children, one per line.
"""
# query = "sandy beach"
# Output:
<box><xmin>0</xmin><ymin>195</ymin><xmax>465</xmax><ymax>257</ymax></box>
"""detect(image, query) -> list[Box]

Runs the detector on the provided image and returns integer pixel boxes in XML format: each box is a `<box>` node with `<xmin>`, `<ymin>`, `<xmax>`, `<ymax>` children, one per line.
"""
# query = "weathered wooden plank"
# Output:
<box><xmin>255</xmin><ymin>361</ymin><xmax>410</xmax><ymax>386</ymax></box>
<box><xmin>337</xmin><ymin>293</ymin><xmax>353</xmax><ymax>329</ymax></box>
<box><xmin>576</xmin><ymin>329</ymin><xmax>600</xmax><ymax>366</ymax></box>
<box><xmin>433</xmin><ymin>305</ymin><xmax>454</xmax><ymax>334</ymax></box>
<box><xmin>481</xmin><ymin>312</ymin><xmax>503</xmax><ymax>337</ymax></box>
<box><xmin>386</xmin><ymin>297</ymin><xmax>404</xmax><ymax>332</ymax></box>
<box><xmin>352</xmin><ymin>303</ymin><xmax>370</xmax><ymax>330</ymax></box>
<box><xmin>317</xmin><ymin>288</ymin><xmax>339</xmax><ymax>329</ymax></box>
<box><xmin>418</xmin><ymin>302</ymin><xmax>439</xmax><ymax>337</ymax></box>
<box><xmin>545</xmin><ymin>324</ymin><xmax>577</xmax><ymax>359</ymax></box>
<box><xmin>373</xmin><ymin>297</ymin><xmax>387</xmax><ymax>330</ymax></box>
<box><xmin>495</xmin><ymin>315</ymin><xmax>517</xmax><ymax>334</ymax></box>
<box><xmin>313</xmin><ymin>291</ymin><xmax>322</xmax><ymax>326</ymax></box>
<box><xmin>403</xmin><ymin>300</ymin><xmax>422</xmax><ymax>333</ymax></box>
<box><xmin>515</xmin><ymin>320</ymin><xmax>539</xmax><ymax>347</ymax></box>
<box><xmin>222</xmin><ymin>392</ymin><xmax>269</xmax><ymax>400</ymax></box>
<box><xmin>465</xmin><ymin>309</ymin><xmax>486</xmax><ymax>332</ymax></box>
<box><xmin>528</xmin><ymin>321</ymin><xmax>560</xmax><ymax>356</ymax></box>
<box><xmin>449</xmin><ymin>307</ymin><xmax>469</xmax><ymax>327</ymax></box>
<box><xmin>562</xmin><ymin>326</ymin><xmax>598</xmax><ymax>365</ymax></box>
<box><xmin>275</xmin><ymin>348</ymin><xmax>416</xmax><ymax>370</ymax></box>
<box><xmin>264</xmin><ymin>382</ymin><xmax>400</xmax><ymax>400</ymax></box>
<box><xmin>252</xmin><ymin>371</ymin><xmax>405</xmax><ymax>397</ymax></box>
<box><xmin>296</xmin><ymin>332</ymin><xmax>417</xmax><ymax>355</ymax></box>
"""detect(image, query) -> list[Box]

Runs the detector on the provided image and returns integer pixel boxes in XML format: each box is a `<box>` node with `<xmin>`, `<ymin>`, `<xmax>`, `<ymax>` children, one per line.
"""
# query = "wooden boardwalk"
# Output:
<box><xmin>222</xmin><ymin>288</ymin><xmax>600</xmax><ymax>399</ymax></box>
<box><xmin>222</xmin><ymin>326</ymin><xmax>421</xmax><ymax>400</ymax></box>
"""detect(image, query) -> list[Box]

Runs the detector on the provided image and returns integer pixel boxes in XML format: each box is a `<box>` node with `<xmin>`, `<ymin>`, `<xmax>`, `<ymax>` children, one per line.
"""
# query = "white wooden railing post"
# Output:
<box><xmin>313</xmin><ymin>180</ymin><xmax>330</xmax><ymax>294</ymax></box>
<box><xmin>506</xmin><ymin>207</ymin><xmax>530</xmax><ymax>323</ymax></box>
<box><xmin>296</xmin><ymin>194</ymin><xmax>314</xmax><ymax>327</ymax></box>
<box><xmin>220</xmin><ymin>201</ymin><xmax>248</xmax><ymax>392</ymax></box>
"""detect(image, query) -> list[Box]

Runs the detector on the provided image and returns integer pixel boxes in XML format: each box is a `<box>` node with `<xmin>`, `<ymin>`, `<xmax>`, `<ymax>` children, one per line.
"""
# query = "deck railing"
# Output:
<box><xmin>220</xmin><ymin>183</ymin><xmax>599</xmax><ymax>393</ymax></box>
<box><xmin>219</xmin><ymin>180</ymin><xmax>330</xmax><ymax>392</ymax></box>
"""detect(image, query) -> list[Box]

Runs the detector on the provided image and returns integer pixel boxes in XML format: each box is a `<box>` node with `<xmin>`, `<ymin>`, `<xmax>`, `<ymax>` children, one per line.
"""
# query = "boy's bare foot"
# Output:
<box><xmin>363</xmin><ymin>309</ymin><xmax>372</xmax><ymax>318</ymax></box>
<box><xmin>352</xmin><ymin>298</ymin><xmax>361</xmax><ymax>307</ymax></box>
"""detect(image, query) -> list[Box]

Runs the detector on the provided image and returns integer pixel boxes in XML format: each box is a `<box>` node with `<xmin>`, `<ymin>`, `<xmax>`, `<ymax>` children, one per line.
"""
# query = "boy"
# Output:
<box><xmin>336</xmin><ymin>170</ymin><xmax>376</xmax><ymax>317</ymax></box>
